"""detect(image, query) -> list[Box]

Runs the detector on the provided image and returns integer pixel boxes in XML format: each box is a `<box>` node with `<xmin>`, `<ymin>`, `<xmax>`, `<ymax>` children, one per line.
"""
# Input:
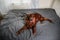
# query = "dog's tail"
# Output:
<box><xmin>43</xmin><ymin>17</ymin><xmax>53</xmax><ymax>23</ymax></box>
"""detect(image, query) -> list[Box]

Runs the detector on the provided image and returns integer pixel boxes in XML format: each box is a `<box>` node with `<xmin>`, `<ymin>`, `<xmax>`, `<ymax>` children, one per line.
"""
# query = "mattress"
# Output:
<box><xmin>0</xmin><ymin>8</ymin><xmax>60</xmax><ymax>40</ymax></box>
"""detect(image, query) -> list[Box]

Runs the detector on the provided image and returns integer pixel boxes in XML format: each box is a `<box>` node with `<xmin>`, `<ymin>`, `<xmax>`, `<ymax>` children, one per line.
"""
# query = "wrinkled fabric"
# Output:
<box><xmin>0</xmin><ymin>9</ymin><xmax>60</xmax><ymax>40</ymax></box>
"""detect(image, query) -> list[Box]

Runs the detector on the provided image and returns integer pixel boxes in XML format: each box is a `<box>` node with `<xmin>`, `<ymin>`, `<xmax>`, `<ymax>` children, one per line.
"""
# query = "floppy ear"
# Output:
<box><xmin>32</xmin><ymin>26</ymin><xmax>36</xmax><ymax>35</ymax></box>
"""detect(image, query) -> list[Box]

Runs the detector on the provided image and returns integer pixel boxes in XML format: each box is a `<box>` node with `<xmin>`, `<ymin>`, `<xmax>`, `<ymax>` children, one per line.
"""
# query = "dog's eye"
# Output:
<box><xmin>30</xmin><ymin>18</ymin><xmax>33</xmax><ymax>21</ymax></box>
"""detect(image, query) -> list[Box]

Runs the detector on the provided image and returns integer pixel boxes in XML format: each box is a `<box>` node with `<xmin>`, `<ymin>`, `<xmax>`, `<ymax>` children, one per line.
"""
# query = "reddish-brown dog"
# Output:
<box><xmin>16</xmin><ymin>13</ymin><xmax>53</xmax><ymax>36</ymax></box>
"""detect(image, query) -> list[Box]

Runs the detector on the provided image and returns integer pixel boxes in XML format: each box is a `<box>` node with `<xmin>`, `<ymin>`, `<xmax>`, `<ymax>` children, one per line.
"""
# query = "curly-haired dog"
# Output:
<box><xmin>16</xmin><ymin>13</ymin><xmax>53</xmax><ymax>36</ymax></box>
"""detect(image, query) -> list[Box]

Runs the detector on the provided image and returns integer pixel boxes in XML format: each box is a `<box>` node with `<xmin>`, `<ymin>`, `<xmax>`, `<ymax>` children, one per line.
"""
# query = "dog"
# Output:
<box><xmin>16</xmin><ymin>12</ymin><xmax>53</xmax><ymax>36</ymax></box>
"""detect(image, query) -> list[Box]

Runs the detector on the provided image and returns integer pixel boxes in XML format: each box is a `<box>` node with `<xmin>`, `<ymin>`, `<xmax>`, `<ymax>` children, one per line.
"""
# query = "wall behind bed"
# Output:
<box><xmin>0</xmin><ymin>0</ymin><xmax>60</xmax><ymax>17</ymax></box>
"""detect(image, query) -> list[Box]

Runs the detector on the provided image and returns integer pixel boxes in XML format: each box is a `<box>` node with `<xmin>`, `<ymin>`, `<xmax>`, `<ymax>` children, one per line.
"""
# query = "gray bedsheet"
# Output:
<box><xmin>0</xmin><ymin>8</ymin><xmax>60</xmax><ymax>40</ymax></box>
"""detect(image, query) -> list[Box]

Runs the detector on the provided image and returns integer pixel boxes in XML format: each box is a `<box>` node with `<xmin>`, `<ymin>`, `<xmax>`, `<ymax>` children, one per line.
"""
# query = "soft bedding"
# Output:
<box><xmin>0</xmin><ymin>8</ymin><xmax>60</xmax><ymax>40</ymax></box>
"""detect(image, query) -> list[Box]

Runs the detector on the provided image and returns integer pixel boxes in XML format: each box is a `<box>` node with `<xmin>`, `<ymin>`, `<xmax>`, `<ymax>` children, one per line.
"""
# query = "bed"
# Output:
<box><xmin>0</xmin><ymin>8</ymin><xmax>60</xmax><ymax>40</ymax></box>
